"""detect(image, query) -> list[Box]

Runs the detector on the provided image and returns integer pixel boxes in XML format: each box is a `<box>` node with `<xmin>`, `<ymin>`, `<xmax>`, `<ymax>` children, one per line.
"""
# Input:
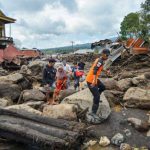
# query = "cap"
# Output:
<box><xmin>102</xmin><ymin>49</ymin><xmax>110</xmax><ymax>56</ymax></box>
<box><xmin>49</xmin><ymin>58</ymin><xmax>56</xmax><ymax>63</ymax></box>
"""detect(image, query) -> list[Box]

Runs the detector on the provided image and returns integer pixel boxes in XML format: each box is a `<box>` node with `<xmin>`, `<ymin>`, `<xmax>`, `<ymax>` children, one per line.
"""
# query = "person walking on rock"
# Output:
<box><xmin>42</xmin><ymin>58</ymin><xmax>57</xmax><ymax>104</ymax></box>
<box><xmin>86</xmin><ymin>49</ymin><xmax>110</xmax><ymax>116</ymax></box>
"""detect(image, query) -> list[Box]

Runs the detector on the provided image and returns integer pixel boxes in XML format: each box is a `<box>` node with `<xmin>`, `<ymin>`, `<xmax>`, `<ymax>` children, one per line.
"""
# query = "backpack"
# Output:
<box><xmin>75</xmin><ymin>70</ymin><xmax>84</xmax><ymax>77</ymax></box>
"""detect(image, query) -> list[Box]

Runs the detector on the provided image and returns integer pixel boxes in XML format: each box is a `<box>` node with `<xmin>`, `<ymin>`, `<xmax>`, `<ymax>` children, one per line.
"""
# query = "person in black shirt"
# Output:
<box><xmin>43</xmin><ymin>58</ymin><xmax>56</xmax><ymax>104</ymax></box>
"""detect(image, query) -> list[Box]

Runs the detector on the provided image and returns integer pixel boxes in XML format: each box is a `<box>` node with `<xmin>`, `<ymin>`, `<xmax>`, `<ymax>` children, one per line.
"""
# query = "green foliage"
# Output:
<box><xmin>139</xmin><ymin>0</ymin><xmax>150</xmax><ymax>42</ymax></box>
<box><xmin>120</xmin><ymin>0</ymin><xmax>150</xmax><ymax>42</ymax></box>
<box><xmin>120</xmin><ymin>12</ymin><xmax>140</xmax><ymax>38</ymax></box>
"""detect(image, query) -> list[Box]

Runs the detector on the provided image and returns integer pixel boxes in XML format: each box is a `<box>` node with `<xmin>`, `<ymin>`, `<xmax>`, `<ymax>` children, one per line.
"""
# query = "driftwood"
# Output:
<box><xmin>0</xmin><ymin>107</ymin><xmax>85</xmax><ymax>149</ymax></box>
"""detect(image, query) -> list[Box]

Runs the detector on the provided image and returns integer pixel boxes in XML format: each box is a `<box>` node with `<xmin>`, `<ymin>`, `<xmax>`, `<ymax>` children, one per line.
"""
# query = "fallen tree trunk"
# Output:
<box><xmin>0</xmin><ymin>115</ymin><xmax>79</xmax><ymax>141</ymax></box>
<box><xmin>0</xmin><ymin>123</ymin><xmax>67</xmax><ymax>149</ymax></box>
<box><xmin>0</xmin><ymin>107</ymin><xmax>85</xmax><ymax>149</ymax></box>
<box><xmin>0</xmin><ymin>107</ymin><xmax>85</xmax><ymax>131</ymax></box>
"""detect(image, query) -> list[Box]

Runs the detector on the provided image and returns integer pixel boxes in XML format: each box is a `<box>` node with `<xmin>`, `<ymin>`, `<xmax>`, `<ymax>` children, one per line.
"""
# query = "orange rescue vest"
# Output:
<box><xmin>86</xmin><ymin>58</ymin><xmax>103</xmax><ymax>84</ymax></box>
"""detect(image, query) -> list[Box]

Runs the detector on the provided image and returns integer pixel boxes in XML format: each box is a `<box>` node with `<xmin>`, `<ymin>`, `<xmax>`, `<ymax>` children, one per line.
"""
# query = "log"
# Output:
<box><xmin>0</xmin><ymin>122</ymin><xmax>67</xmax><ymax>149</ymax></box>
<box><xmin>0</xmin><ymin>115</ymin><xmax>79</xmax><ymax>141</ymax></box>
<box><xmin>0</xmin><ymin>107</ymin><xmax>86</xmax><ymax>149</ymax></box>
<box><xmin>0</xmin><ymin>107</ymin><xmax>85</xmax><ymax>131</ymax></box>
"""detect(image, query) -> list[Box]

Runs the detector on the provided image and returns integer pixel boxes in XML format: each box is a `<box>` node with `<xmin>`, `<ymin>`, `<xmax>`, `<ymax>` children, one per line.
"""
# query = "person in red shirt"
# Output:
<box><xmin>52</xmin><ymin>66</ymin><xmax>67</xmax><ymax>104</ymax></box>
<box><xmin>86</xmin><ymin>49</ymin><xmax>110</xmax><ymax>116</ymax></box>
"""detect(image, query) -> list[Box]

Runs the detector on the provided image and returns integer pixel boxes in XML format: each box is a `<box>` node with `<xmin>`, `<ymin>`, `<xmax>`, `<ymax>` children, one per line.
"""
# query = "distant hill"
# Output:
<box><xmin>42</xmin><ymin>37</ymin><xmax>118</xmax><ymax>54</ymax></box>
<box><xmin>42</xmin><ymin>43</ymin><xmax>91</xmax><ymax>54</ymax></box>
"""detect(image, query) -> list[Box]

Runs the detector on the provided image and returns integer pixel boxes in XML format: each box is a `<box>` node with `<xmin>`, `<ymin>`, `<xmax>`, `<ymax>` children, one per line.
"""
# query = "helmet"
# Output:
<box><xmin>102</xmin><ymin>49</ymin><xmax>110</xmax><ymax>56</ymax></box>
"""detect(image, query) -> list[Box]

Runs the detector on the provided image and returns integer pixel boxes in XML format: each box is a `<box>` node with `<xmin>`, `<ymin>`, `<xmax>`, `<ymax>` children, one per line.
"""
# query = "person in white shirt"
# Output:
<box><xmin>62</xmin><ymin>60</ymin><xmax>72</xmax><ymax>88</ymax></box>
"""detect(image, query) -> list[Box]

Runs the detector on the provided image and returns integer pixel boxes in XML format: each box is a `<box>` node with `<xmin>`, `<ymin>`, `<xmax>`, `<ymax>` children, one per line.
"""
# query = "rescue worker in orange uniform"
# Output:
<box><xmin>86</xmin><ymin>49</ymin><xmax>110</xmax><ymax>115</ymax></box>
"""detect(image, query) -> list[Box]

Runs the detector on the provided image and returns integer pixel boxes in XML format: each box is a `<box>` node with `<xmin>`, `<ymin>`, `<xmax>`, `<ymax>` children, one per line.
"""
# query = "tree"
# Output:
<box><xmin>139</xmin><ymin>0</ymin><xmax>150</xmax><ymax>42</ymax></box>
<box><xmin>120</xmin><ymin>12</ymin><xmax>140</xmax><ymax>39</ymax></box>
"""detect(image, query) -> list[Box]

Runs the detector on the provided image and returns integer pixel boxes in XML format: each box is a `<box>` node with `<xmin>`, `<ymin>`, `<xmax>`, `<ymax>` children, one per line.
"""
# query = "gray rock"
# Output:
<box><xmin>100</xmin><ymin>78</ymin><xmax>120</xmax><ymax>91</ymax></box>
<box><xmin>99</xmin><ymin>136</ymin><xmax>110</xmax><ymax>146</ymax></box>
<box><xmin>0</xmin><ymin>73</ymin><xmax>23</xmax><ymax>83</ymax></box>
<box><xmin>104</xmin><ymin>90</ymin><xmax>124</xmax><ymax>107</ymax></box>
<box><xmin>23</xmin><ymin>100</ymin><xmax>44</xmax><ymax>109</ymax></box>
<box><xmin>0</xmin><ymin>67</ymin><xmax>8</xmax><ymax>76</ymax></box>
<box><xmin>62</xmin><ymin>88</ymin><xmax>111</xmax><ymax>122</ymax></box>
<box><xmin>131</xmin><ymin>75</ymin><xmax>146</xmax><ymax>86</ymax></box>
<box><xmin>127</xmin><ymin>117</ymin><xmax>149</xmax><ymax>132</ymax></box>
<box><xmin>58</xmin><ymin>89</ymin><xmax>76</xmax><ymax>101</ymax></box>
<box><xmin>123</xmin><ymin>87</ymin><xmax>150</xmax><ymax>108</ymax></box>
<box><xmin>0</xmin><ymin>98</ymin><xmax>13</xmax><ymax>107</ymax></box>
<box><xmin>23</xmin><ymin>89</ymin><xmax>46</xmax><ymax>102</ymax></box>
<box><xmin>5</xmin><ymin>104</ymin><xmax>42</xmax><ymax>115</ymax></box>
<box><xmin>28</xmin><ymin>61</ymin><xmax>46</xmax><ymax>76</ymax></box>
<box><xmin>147</xmin><ymin>130</ymin><xmax>150</xmax><ymax>137</ymax></box>
<box><xmin>119</xmin><ymin>72</ymin><xmax>135</xmax><ymax>80</ymax></box>
<box><xmin>120</xmin><ymin>143</ymin><xmax>132</xmax><ymax>150</ymax></box>
<box><xmin>123</xmin><ymin>129</ymin><xmax>131</xmax><ymax>137</ymax></box>
<box><xmin>111</xmin><ymin>133</ymin><xmax>124</xmax><ymax>146</ymax></box>
<box><xmin>118</xmin><ymin>78</ymin><xmax>132</xmax><ymax>91</ymax></box>
<box><xmin>144</xmin><ymin>72</ymin><xmax>150</xmax><ymax>80</ymax></box>
<box><xmin>42</xmin><ymin>104</ymin><xmax>78</xmax><ymax>120</ymax></box>
<box><xmin>0</xmin><ymin>82</ymin><xmax>21</xmax><ymax>101</ymax></box>
<box><xmin>20</xmin><ymin>65</ymin><xmax>32</xmax><ymax>75</ymax></box>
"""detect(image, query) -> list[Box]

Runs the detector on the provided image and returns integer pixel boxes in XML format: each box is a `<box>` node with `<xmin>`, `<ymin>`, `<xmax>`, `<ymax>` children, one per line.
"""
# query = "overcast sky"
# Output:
<box><xmin>0</xmin><ymin>0</ymin><xmax>145</xmax><ymax>49</ymax></box>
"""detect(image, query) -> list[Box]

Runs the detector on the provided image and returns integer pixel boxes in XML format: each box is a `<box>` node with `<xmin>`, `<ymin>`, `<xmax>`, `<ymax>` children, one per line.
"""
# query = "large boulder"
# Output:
<box><xmin>58</xmin><ymin>89</ymin><xmax>76</xmax><ymax>101</ymax></box>
<box><xmin>17</xmin><ymin>77</ymin><xmax>32</xmax><ymax>90</ymax></box>
<box><xmin>42</xmin><ymin>104</ymin><xmax>78</xmax><ymax>120</ymax></box>
<box><xmin>0</xmin><ymin>67</ymin><xmax>8</xmax><ymax>76</ymax></box>
<box><xmin>20</xmin><ymin>65</ymin><xmax>32</xmax><ymax>75</ymax></box>
<box><xmin>118</xmin><ymin>78</ymin><xmax>132</xmax><ymax>91</ymax></box>
<box><xmin>62</xmin><ymin>88</ymin><xmax>111</xmax><ymax>120</ymax></box>
<box><xmin>103</xmin><ymin>90</ymin><xmax>124</xmax><ymax>107</ymax></box>
<box><xmin>0</xmin><ymin>82</ymin><xmax>21</xmax><ymax>101</ymax></box>
<box><xmin>0</xmin><ymin>73</ymin><xmax>23</xmax><ymax>83</ymax></box>
<box><xmin>0</xmin><ymin>98</ymin><xmax>13</xmax><ymax>107</ymax></box>
<box><xmin>22</xmin><ymin>89</ymin><xmax>46</xmax><ymax>102</ymax></box>
<box><xmin>28</xmin><ymin>60</ymin><xmax>46</xmax><ymax>76</ymax></box>
<box><xmin>23</xmin><ymin>100</ymin><xmax>45</xmax><ymax>110</ymax></box>
<box><xmin>100</xmin><ymin>78</ymin><xmax>120</xmax><ymax>91</ymax></box>
<box><xmin>127</xmin><ymin>117</ymin><xmax>149</xmax><ymax>132</ymax></box>
<box><xmin>119</xmin><ymin>71</ymin><xmax>135</xmax><ymax>80</ymax></box>
<box><xmin>123</xmin><ymin>87</ymin><xmax>150</xmax><ymax>109</ymax></box>
<box><xmin>0</xmin><ymin>73</ymin><xmax>32</xmax><ymax>90</ymax></box>
<box><xmin>131</xmin><ymin>75</ymin><xmax>147</xmax><ymax>87</ymax></box>
<box><xmin>5</xmin><ymin>104</ymin><xmax>42</xmax><ymax>115</ymax></box>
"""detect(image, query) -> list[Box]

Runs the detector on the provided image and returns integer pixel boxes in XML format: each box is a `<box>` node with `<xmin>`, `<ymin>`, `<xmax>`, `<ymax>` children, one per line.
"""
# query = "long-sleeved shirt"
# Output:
<box><xmin>42</xmin><ymin>65</ymin><xmax>56</xmax><ymax>86</ymax></box>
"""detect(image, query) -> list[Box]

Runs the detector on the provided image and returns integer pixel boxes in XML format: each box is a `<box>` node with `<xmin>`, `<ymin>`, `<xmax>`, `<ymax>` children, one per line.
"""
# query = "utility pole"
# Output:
<box><xmin>9</xmin><ymin>24</ymin><xmax>11</xmax><ymax>37</ymax></box>
<box><xmin>71</xmin><ymin>41</ymin><xmax>75</xmax><ymax>52</ymax></box>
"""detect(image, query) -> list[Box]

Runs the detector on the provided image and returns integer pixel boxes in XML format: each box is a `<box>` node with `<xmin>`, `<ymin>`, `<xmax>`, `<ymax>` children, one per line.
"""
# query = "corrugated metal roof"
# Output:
<box><xmin>0</xmin><ymin>10</ymin><xmax>16</xmax><ymax>23</ymax></box>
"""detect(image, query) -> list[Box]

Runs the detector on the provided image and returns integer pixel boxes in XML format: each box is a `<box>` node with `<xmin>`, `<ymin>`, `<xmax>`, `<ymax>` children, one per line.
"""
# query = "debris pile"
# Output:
<box><xmin>60</xmin><ymin>53</ymin><xmax>100</xmax><ymax>63</ymax></box>
<box><xmin>0</xmin><ymin>39</ymin><xmax>150</xmax><ymax>149</ymax></box>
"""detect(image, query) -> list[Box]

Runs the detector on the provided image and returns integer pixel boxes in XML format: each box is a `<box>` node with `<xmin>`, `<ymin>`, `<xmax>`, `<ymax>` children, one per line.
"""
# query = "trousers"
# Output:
<box><xmin>87</xmin><ymin>80</ymin><xmax>105</xmax><ymax>114</ymax></box>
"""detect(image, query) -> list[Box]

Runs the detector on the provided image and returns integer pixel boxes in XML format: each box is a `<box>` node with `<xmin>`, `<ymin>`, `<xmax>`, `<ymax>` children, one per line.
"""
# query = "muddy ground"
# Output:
<box><xmin>86</xmin><ymin>108</ymin><xmax>150</xmax><ymax>148</ymax></box>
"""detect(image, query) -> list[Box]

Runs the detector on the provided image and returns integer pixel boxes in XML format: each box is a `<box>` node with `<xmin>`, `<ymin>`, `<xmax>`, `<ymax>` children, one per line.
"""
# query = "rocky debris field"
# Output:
<box><xmin>0</xmin><ymin>53</ymin><xmax>150</xmax><ymax>150</ymax></box>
